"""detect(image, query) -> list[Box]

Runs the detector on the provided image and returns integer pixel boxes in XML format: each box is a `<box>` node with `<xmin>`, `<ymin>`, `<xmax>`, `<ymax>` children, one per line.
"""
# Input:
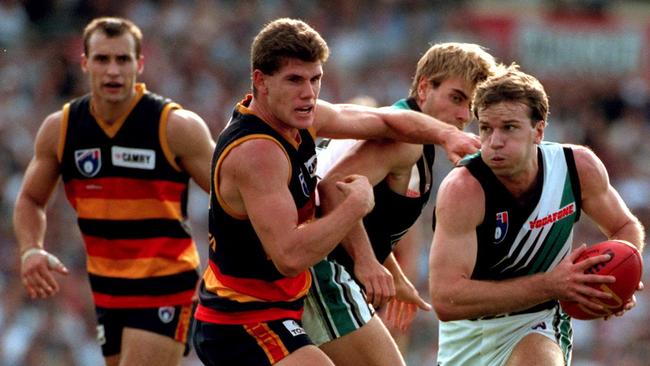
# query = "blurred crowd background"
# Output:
<box><xmin>1</xmin><ymin>0</ymin><xmax>649</xmax><ymax>365</ymax></box>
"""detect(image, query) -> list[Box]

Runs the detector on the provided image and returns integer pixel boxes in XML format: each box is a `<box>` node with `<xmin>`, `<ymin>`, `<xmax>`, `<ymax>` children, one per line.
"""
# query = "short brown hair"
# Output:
<box><xmin>251</xmin><ymin>18</ymin><xmax>329</xmax><ymax>76</ymax></box>
<box><xmin>472</xmin><ymin>64</ymin><xmax>549</xmax><ymax>124</ymax></box>
<box><xmin>83</xmin><ymin>17</ymin><xmax>143</xmax><ymax>57</ymax></box>
<box><xmin>409</xmin><ymin>42</ymin><xmax>497</xmax><ymax>98</ymax></box>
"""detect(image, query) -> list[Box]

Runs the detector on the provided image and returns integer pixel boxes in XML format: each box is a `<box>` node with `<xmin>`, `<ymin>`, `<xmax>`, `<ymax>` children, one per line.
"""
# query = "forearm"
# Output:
<box><xmin>382</xmin><ymin>109</ymin><xmax>456</xmax><ymax>145</ymax></box>
<box><xmin>611</xmin><ymin>218</ymin><xmax>646</xmax><ymax>252</ymax></box>
<box><xmin>384</xmin><ymin>253</ymin><xmax>407</xmax><ymax>282</ymax></box>
<box><xmin>279</xmin><ymin>197</ymin><xmax>369</xmax><ymax>275</ymax></box>
<box><xmin>13</xmin><ymin>196</ymin><xmax>48</xmax><ymax>253</ymax></box>
<box><xmin>431</xmin><ymin>273</ymin><xmax>554</xmax><ymax>321</ymax></box>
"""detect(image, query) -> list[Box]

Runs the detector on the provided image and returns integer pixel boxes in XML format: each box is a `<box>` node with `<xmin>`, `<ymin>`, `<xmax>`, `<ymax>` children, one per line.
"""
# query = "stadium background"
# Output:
<box><xmin>1</xmin><ymin>0</ymin><xmax>649</xmax><ymax>365</ymax></box>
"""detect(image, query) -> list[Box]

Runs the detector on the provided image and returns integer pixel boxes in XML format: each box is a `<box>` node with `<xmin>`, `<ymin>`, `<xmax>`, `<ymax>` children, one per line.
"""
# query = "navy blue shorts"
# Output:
<box><xmin>95</xmin><ymin>303</ymin><xmax>194</xmax><ymax>356</ymax></box>
<box><xmin>193</xmin><ymin>318</ymin><xmax>313</xmax><ymax>366</ymax></box>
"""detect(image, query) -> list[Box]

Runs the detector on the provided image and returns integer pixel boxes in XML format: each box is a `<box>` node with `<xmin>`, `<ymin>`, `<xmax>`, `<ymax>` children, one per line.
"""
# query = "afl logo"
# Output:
<box><xmin>158</xmin><ymin>306</ymin><xmax>176</xmax><ymax>324</ymax></box>
<box><xmin>494</xmin><ymin>211</ymin><xmax>509</xmax><ymax>244</ymax></box>
<box><xmin>74</xmin><ymin>148</ymin><xmax>102</xmax><ymax>177</ymax></box>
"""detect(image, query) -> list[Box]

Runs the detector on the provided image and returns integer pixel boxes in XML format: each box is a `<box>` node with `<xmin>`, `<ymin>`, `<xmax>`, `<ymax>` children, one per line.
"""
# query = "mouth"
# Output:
<box><xmin>295</xmin><ymin>105</ymin><xmax>314</xmax><ymax>115</ymax></box>
<box><xmin>103</xmin><ymin>82</ymin><xmax>123</xmax><ymax>92</ymax></box>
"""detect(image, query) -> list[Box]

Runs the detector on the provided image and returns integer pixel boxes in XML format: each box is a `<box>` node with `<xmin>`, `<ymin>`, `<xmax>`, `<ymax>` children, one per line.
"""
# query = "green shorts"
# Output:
<box><xmin>302</xmin><ymin>259</ymin><xmax>374</xmax><ymax>345</ymax></box>
<box><xmin>437</xmin><ymin>304</ymin><xmax>573</xmax><ymax>365</ymax></box>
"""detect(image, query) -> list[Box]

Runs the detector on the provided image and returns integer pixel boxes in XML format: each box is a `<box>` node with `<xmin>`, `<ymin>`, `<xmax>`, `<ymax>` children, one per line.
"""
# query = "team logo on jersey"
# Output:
<box><xmin>298</xmin><ymin>170</ymin><xmax>311</xmax><ymax>197</ymax></box>
<box><xmin>112</xmin><ymin>146</ymin><xmax>156</xmax><ymax>170</ymax></box>
<box><xmin>158</xmin><ymin>306</ymin><xmax>176</xmax><ymax>324</ymax></box>
<box><xmin>494</xmin><ymin>211</ymin><xmax>509</xmax><ymax>244</ymax></box>
<box><xmin>304</xmin><ymin>153</ymin><xmax>318</xmax><ymax>178</ymax></box>
<box><xmin>75</xmin><ymin>148</ymin><xmax>102</xmax><ymax>177</ymax></box>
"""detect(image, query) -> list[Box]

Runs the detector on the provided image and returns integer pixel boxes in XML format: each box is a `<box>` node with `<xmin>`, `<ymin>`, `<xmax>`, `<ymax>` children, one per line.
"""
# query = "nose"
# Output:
<box><xmin>301</xmin><ymin>80</ymin><xmax>317</xmax><ymax>99</ymax></box>
<box><xmin>458</xmin><ymin>108</ymin><xmax>471</xmax><ymax>126</ymax></box>
<box><xmin>488</xmin><ymin>129</ymin><xmax>505</xmax><ymax>149</ymax></box>
<box><xmin>106</xmin><ymin>60</ymin><xmax>120</xmax><ymax>75</ymax></box>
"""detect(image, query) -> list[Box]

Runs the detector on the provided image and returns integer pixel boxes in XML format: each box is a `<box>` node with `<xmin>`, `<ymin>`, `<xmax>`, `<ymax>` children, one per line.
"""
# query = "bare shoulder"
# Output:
<box><xmin>436</xmin><ymin>167</ymin><xmax>484</xmax><ymax>220</ymax></box>
<box><xmin>438</xmin><ymin>167</ymin><xmax>483</xmax><ymax>201</ymax></box>
<box><xmin>166</xmin><ymin>108</ymin><xmax>215</xmax><ymax>156</ymax></box>
<box><xmin>35</xmin><ymin>111</ymin><xmax>64</xmax><ymax>154</ymax></box>
<box><xmin>223</xmin><ymin>137</ymin><xmax>289</xmax><ymax>184</ymax></box>
<box><xmin>564</xmin><ymin>144</ymin><xmax>609</xmax><ymax>193</ymax></box>
<box><xmin>167</xmin><ymin>108</ymin><xmax>211</xmax><ymax>135</ymax></box>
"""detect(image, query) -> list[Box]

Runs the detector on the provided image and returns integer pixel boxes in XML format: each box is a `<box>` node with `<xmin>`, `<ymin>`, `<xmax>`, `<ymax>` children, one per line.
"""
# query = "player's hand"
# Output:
<box><xmin>550</xmin><ymin>244</ymin><xmax>615</xmax><ymax>312</ymax></box>
<box><xmin>443</xmin><ymin>130</ymin><xmax>480</xmax><ymax>165</ymax></box>
<box><xmin>21</xmin><ymin>248</ymin><xmax>69</xmax><ymax>299</ymax></box>
<box><xmin>354</xmin><ymin>257</ymin><xmax>394</xmax><ymax>309</ymax></box>
<box><xmin>336</xmin><ymin>174</ymin><xmax>374</xmax><ymax>215</ymax></box>
<box><xmin>384</xmin><ymin>272</ymin><xmax>431</xmax><ymax>332</ymax></box>
<box><xmin>605</xmin><ymin>281</ymin><xmax>643</xmax><ymax>320</ymax></box>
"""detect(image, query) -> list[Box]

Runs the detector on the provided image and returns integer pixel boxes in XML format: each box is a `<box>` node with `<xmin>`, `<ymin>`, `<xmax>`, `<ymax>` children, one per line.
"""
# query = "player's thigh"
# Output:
<box><xmin>275</xmin><ymin>345</ymin><xmax>334</xmax><ymax>366</ymax></box>
<box><xmin>319</xmin><ymin>315</ymin><xmax>405</xmax><ymax>366</ymax></box>
<box><xmin>505</xmin><ymin>333</ymin><xmax>564</xmax><ymax>366</ymax></box>
<box><xmin>120</xmin><ymin>327</ymin><xmax>184</xmax><ymax>366</ymax></box>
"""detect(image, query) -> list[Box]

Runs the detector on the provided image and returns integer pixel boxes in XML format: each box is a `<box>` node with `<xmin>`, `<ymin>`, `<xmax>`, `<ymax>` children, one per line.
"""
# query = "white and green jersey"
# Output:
<box><xmin>461</xmin><ymin>142</ymin><xmax>581</xmax><ymax>283</ymax></box>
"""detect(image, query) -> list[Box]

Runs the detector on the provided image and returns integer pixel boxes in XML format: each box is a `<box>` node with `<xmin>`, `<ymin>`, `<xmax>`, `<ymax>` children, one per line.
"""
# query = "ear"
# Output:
<box><xmin>533</xmin><ymin>120</ymin><xmax>545</xmax><ymax>144</ymax></box>
<box><xmin>416</xmin><ymin>77</ymin><xmax>429</xmax><ymax>102</ymax></box>
<box><xmin>137</xmin><ymin>54</ymin><xmax>145</xmax><ymax>75</ymax></box>
<box><xmin>81</xmin><ymin>53</ymin><xmax>88</xmax><ymax>73</ymax></box>
<box><xmin>252</xmin><ymin>69</ymin><xmax>267</xmax><ymax>95</ymax></box>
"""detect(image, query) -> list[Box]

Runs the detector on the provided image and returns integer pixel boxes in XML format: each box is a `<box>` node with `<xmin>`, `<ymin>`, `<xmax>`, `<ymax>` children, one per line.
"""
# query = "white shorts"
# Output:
<box><xmin>437</xmin><ymin>305</ymin><xmax>572</xmax><ymax>366</ymax></box>
<box><xmin>302</xmin><ymin>259</ymin><xmax>374</xmax><ymax>345</ymax></box>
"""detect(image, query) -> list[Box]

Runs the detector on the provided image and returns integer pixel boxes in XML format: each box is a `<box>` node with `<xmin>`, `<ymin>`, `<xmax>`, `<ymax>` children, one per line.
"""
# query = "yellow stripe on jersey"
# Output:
<box><xmin>88</xmin><ymin>245</ymin><xmax>199</xmax><ymax>279</ymax></box>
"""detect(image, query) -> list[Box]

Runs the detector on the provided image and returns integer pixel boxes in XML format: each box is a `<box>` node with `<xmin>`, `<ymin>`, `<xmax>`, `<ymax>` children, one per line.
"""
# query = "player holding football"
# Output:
<box><xmin>429</xmin><ymin>65</ymin><xmax>645</xmax><ymax>365</ymax></box>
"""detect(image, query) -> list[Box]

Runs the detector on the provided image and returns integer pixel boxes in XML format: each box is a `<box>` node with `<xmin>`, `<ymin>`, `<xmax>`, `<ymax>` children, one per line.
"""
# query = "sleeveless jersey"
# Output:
<box><xmin>461</xmin><ymin>142</ymin><xmax>581</xmax><ymax>311</ymax></box>
<box><xmin>59</xmin><ymin>83</ymin><xmax>199</xmax><ymax>309</ymax></box>
<box><xmin>196</xmin><ymin>95</ymin><xmax>317</xmax><ymax>324</ymax></box>
<box><xmin>329</xmin><ymin>97</ymin><xmax>435</xmax><ymax>271</ymax></box>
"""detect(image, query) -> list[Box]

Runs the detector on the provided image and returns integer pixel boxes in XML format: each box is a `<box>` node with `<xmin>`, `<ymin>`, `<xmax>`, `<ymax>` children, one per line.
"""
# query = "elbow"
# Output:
<box><xmin>431</xmin><ymin>301</ymin><xmax>460</xmax><ymax>322</ymax></box>
<box><xmin>430</xmin><ymin>283</ymin><xmax>463</xmax><ymax>322</ymax></box>
<box><xmin>273</xmin><ymin>256</ymin><xmax>307</xmax><ymax>278</ymax></box>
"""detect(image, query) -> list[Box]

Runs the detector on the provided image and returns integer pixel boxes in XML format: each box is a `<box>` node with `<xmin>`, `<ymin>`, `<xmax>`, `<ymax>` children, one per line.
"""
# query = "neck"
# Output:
<box><xmin>248</xmin><ymin>96</ymin><xmax>298</xmax><ymax>142</ymax></box>
<box><xmin>91</xmin><ymin>89</ymin><xmax>137</xmax><ymax>125</ymax></box>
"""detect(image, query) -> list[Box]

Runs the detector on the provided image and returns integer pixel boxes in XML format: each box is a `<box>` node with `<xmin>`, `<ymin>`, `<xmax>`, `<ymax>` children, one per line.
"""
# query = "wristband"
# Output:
<box><xmin>20</xmin><ymin>248</ymin><xmax>48</xmax><ymax>264</ymax></box>
<box><xmin>20</xmin><ymin>248</ymin><xmax>64</xmax><ymax>269</ymax></box>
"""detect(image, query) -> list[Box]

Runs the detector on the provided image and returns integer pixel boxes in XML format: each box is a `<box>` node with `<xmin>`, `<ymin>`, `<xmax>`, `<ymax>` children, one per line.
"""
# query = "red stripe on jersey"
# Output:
<box><xmin>209</xmin><ymin>260</ymin><xmax>310</xmax><ymax>302</ymax></box>
<box><xmin>84</xmin><ymin>235</ymin><xmax>193</xmax><ymax>260</ymax></box>
<box><xmin>194</xmin><ymin>303</ymin><xmax>303</xmax><ymax>325</ymax></box>
<box><xmin>93</xmin><ymin>289</ymin><xmax>195</xmax><ymax>308</ymax></box>
<box><xmin>64</xmin><ymin>177</ymin><xmax>186</xmax><ymax>201</ymax></box>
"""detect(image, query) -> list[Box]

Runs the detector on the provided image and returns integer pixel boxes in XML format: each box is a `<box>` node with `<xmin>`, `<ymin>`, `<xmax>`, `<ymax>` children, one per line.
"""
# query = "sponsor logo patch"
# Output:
<box><xmin>111</xmin><ymin>146</ymin><xmax>155</xmax><ymax>170</ymax></box>
<box><xmin>282</xmin><ymin>319</ymin><xmax>306</xmax><ymax>336</ymax></box>
<box><xmin>75</xmin><ymin>148</ymin><xmax>102</xmax><ymax>177</ymax></box>
<box><xmin>158</xmin><ymin>306</ymin><xmax>176</xmax><ymax>324</ymax></box>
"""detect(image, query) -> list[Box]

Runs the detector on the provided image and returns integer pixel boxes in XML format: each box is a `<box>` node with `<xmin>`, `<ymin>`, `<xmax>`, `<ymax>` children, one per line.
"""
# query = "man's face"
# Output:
<box><xmin>81</xmin><ymin>31</ymin><xmax>143</xmax><ymax>104</ymax></box>
<box><xmin>417</xmin><ymin>76</ymin><xmax>473</xmax><ymax>130</ymax></box>
<box><xmin>258</xmin><ymin>58</ymin><xmax>322</xmax><ymax>130</ymax></box>
<box><xmin>477</xmin><ymin>101</ymin><xmax>544</xmax><ymax>179</ymax></box>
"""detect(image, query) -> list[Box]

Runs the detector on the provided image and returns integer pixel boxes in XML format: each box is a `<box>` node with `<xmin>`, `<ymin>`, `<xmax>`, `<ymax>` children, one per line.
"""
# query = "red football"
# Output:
<box><xmin>560</xmin><ymin>240</ymin><xmax>643</xmax><ymax>320</ymax></box>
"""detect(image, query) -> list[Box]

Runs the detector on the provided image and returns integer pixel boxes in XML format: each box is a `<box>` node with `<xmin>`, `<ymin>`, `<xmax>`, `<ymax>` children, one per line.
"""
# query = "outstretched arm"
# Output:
<box><xmin>13</xmin><ymin>112</ymin><xmax>69</xmax><ymax>299</ymax></box>
<box><xmin>429</xmin><ymin>167</ymin><xmax>615</xmax><ymax>321</ymax></box>
<box><xmin>313</xmin><ymin>100</ymin><xmax>480</xmax><ymax>164</ymax></box>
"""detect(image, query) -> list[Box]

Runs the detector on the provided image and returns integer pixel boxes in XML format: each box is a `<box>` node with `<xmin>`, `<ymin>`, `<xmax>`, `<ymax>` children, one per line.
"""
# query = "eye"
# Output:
<box><xmin>116</xmin><ymin>55</ymin><xmax>131</xmax><ymax>64</ymax></box>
